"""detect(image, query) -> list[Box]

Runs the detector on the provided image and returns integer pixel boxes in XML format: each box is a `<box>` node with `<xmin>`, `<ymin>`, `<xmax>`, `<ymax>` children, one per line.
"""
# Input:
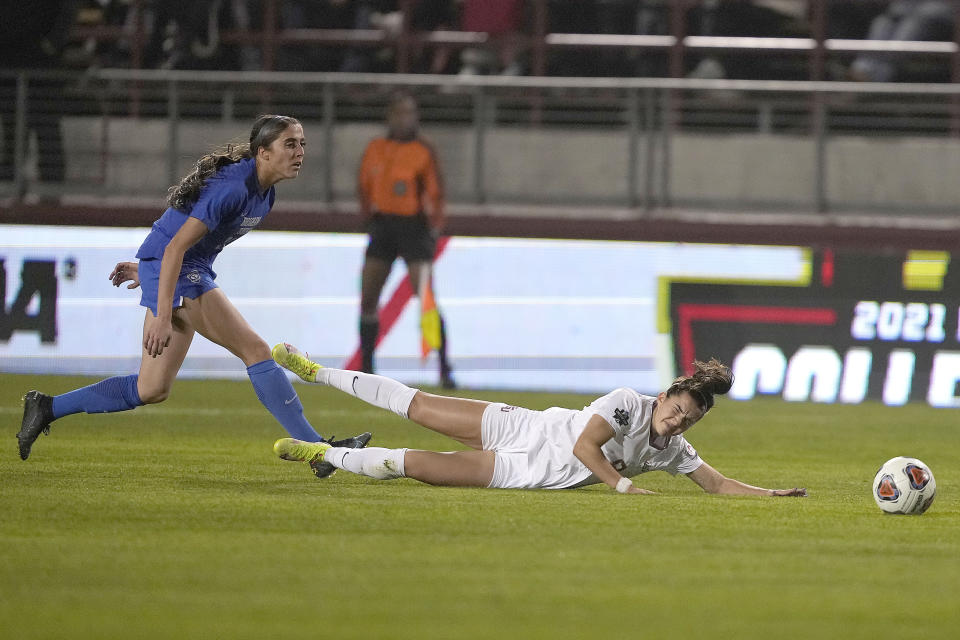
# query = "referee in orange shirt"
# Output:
<box><xmin>357</xmin><ymin>90</ymin><xmax>455</xmax><ymax>388</ymax></box>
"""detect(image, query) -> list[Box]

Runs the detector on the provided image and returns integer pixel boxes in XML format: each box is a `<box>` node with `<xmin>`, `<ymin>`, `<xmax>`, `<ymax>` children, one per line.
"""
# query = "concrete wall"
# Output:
<box><xmin>49</xmin><ymin>117</ymin><xmax>960</xmax><ymax>213</ymax></box>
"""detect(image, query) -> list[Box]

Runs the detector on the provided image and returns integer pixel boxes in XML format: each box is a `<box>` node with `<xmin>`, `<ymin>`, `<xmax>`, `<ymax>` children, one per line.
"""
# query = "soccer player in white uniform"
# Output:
<box><xmin>271</xmin><ymin>343</ymin><xmax>807</xmax><ymax>497</ymax></box>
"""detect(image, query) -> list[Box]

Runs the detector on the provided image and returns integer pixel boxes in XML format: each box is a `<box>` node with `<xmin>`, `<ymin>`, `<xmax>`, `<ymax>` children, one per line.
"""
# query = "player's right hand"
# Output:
<box><xmin>109</xmin><ymin>261</ymin><xmax>141</xmax><ymax>289</ymax></box>
<box><xmin>143</xmin><ymin>313</ymin><xmax>172</xmax><ymax>358</ymax></box>
<box><xmin>627</xmin><ymin>486</ymin><xmax>657</xmax><ymax>495</ymax></box>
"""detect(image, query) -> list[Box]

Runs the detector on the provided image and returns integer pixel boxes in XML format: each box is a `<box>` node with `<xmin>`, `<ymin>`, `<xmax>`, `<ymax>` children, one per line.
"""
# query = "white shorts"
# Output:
<box><xmin>481</xmin><ymin>402</ymin><xmax>539</xmax><ymax>489</ymax></box>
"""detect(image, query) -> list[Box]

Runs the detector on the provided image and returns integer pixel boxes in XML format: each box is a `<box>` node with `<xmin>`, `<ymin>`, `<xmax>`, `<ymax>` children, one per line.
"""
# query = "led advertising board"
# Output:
<box><xmin>2</xmin><ymin>225</ymin><xmax>807</xmax><ymax>394</ymax></box>
<box><xmin>667</xmin><ymin>250</ymin><xmax>960</xmax><ymax>407</ymax></box>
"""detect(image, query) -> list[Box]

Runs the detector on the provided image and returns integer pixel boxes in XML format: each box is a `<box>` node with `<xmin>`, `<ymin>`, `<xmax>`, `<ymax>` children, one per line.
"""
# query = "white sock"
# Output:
<box><xmin>325</xmin><ymin>446</ymin><xmax>407</xmax><ymax>480</ymax></box>
<box><xmin>316</xmin><ymin>368</ymin><xmax>417</xmax><ymax>418</ymax></box>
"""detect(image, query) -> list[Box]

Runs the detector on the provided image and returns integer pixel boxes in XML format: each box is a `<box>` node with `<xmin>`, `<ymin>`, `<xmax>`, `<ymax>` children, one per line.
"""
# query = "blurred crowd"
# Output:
<box><xmin>1</xmin><ymin>1</ymin><xmax>958</xmax><ymax>81</ymax></box>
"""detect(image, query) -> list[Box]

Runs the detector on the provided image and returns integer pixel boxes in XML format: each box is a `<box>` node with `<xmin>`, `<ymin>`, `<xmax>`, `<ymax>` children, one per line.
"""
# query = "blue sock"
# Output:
<box><xmin>52</xmin><ymin>374</ymin><xmax>143</xmax><ymax>418</ymax></box>
<box><xmin>247</xmin><ymin>359</ymin><xmax>323</xmax><ymax>441</ymax></box>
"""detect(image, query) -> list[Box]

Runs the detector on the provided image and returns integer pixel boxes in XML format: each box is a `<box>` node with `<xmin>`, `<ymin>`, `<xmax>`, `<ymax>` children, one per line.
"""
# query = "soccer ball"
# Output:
<box><xmin>872</xmin><ymin>457</ymin><xmax>937</xmax><ymax>515</ymax></box>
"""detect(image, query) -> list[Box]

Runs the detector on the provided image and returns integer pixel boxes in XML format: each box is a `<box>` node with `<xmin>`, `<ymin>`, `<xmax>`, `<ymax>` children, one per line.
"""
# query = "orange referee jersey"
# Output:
<box><xmin>358</xmin><ymin>136</ymin><xmax>444</xmax><ymax>219</ymax></box>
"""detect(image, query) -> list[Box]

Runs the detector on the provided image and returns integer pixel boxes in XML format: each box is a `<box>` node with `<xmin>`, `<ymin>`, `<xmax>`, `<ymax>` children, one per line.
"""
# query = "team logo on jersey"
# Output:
<box><xmin>500</xmin><ymin>405</ymin><xmax>517</xmax><ymax>412</ymax></box>
<box><xmin>614</xmin><ymin>408</ymin><xmax>630</xmax><ymax>427</ymax></box>
<box><xmin>393</xmin><ymin>180</ymin><xmax>407</xmax><ymax>196</ymax></box>
<box><xmin>186</xmin><ymin>270</ymin><xmax>201</xmax><ymax>283</ymax></box>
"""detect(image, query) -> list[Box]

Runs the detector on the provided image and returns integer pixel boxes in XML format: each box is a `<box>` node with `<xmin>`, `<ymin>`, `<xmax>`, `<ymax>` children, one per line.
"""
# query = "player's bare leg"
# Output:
<box><xmin>182</xmin><ymin>288</ymin><xmax>269</xmax><ymax>366</ymax></box>
<box><xmin>403</xmin><ymin>449</ymin><xmax>494</xmax><ymax>486</ymax></box>
<box><xmin>272</xmin><ymin>342</ymin><xmax>490</xmax><ymax>449</ymax></box>
<box><xmin>406</xmin><ymin>392</ymin><xmax>487</xmax><ymax>449</ymax></box>
<box><xmin>136</xmin><ymin>307</ymin><xmax>195</xmax><ymax>403</ymax></box>
<box><xmin>273</xmin><ymin>342</ymin><xmax>487</xmax><ymax>449</ymax></box>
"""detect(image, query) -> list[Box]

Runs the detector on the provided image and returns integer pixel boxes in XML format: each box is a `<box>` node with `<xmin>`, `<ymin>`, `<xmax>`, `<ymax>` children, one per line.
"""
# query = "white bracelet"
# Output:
<box><xmin>616</xmin><ymin>477</ymin><xmax>633</xmax><ymax>494</ymax></box>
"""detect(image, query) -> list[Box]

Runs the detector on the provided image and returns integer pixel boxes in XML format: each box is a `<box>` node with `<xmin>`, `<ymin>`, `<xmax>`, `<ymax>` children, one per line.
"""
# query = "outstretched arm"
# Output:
<box><xmin>573</xmin><ymin>415</ymin><xmax>655</xmax><ymax>495</ymax></box>
<box><xmin>687</xmin><ymin>461</ymin><xmax>807</xmax><ymax>497</ymax></box>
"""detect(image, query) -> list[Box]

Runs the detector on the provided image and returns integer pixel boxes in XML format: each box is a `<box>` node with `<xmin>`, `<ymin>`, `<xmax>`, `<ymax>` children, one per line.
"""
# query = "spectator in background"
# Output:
<box><xmin>109</xmin><ymin>0</ymin><xmax>260</xmax><ymax>70</ymax></box>
<box><xmin>0</xmin><ymin>0</ymin><xmax>76</xmax><ymax>199</ymax></box>
<box><xmin>825</xmin><ymin>0</ymin><xmax>889</xmax><ymax>40</ymax></box>
<box><xmin>339</xmin><ymin>0</ymin><xmax>400</xmax><ymax>74</ymax></box>
<box><xmin>548</xmin><ymin>0</ymin><xmax>607</xmax><ymax>76</ymax></box>
<box><xmin>278</xmin><ymin>1</ymin><xmax>401</xmax><ymax>73</ymax></box>
<box><xmin>686</xmin><ymin>0</ymin><xmax>807</xmax><ymax>80</ymax></box>
<box><xmin>277</xmin><ymin>0</ymin><xmax>357</xmax><ymax>71</ymax></box>
<box><xmin>356</xmin><ymin>91</ymin><xmax>455</xmax><ymax>388</ymax></box>
<box><xmin>599</xmin><ymin>0</ymin><xmax>670</xmax><ymax>77</ymax></box>
<box><xmin>848</xmin><ymin>1</ymin><xmax>955</xmax><ymax>82</ymax></box>
<box><xmin>459</xmin><ymin>0</ymin><xmax>525</xmax><ymax>75</ymax></box>
<box><xmin>587</xmin><ymin>0</ymin><xmax>678</xmax><ymax>78</ymax></box>
<box><xmin>408</xmin><ymin>0</ymin><xmax>459</xmax><ymax>74</ymax></box>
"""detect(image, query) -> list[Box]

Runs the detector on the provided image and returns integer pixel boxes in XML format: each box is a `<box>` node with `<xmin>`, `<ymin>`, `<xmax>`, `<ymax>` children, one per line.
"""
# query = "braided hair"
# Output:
<box><xmin>166</xmin><ymin>114</ymin><xmax>301</xmax><ymax>210</ymax></box>
<box><xmin>667</xmin><ymin>358</ymin><xmax>733</xmax><ymax>413</ymax></box>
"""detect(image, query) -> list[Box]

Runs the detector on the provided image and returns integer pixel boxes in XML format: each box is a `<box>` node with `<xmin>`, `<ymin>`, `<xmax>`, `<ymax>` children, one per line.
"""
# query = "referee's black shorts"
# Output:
<box><xmin>365</xmin><ymin>213</ymin><xmax>436</xmax><ymax>263</ymax></box>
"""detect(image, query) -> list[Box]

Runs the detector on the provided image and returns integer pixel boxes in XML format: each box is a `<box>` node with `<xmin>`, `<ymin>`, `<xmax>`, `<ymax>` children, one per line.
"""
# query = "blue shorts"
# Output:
<box><xmin>138</xmin><ymin>258</ymin><xmax>218</xmax><ymax>315</ymax></box>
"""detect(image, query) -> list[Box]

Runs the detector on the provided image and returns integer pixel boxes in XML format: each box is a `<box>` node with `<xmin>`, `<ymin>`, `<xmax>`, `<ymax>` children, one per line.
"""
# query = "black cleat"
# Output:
<box><xmin>17</xmin><ymin>391</ymin><xmax>54</xmax><ymax>460</ymax></box>
<box><xmin>310</xmin><ymin>432</ymin><xmax>372</xmax><ymax>479</ymax></box>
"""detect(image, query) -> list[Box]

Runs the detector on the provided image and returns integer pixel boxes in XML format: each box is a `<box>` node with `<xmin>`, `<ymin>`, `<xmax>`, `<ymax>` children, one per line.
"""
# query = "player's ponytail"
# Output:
<box><xmin>667</xmin><ymin>358</ymin><xmax>733</xmax><ymax>412</ymax></box>
<box><xmin>166</xmin><ymin>114</ymin><xmax>300</xmax><ymax>210</ymax></box>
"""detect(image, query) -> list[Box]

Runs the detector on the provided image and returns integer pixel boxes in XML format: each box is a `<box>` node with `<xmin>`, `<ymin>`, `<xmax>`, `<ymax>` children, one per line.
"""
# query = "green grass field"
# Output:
<box><xmin>2</xmin><ymin>373</ymin><xmax>958</xmax><ymax>639</ymax></box>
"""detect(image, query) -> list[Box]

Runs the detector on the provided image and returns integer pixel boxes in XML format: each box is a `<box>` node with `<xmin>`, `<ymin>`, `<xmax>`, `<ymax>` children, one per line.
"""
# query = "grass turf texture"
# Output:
<box><xmin>2</xmin><ymin>373</ymin><xmax>958</xmax><ymax>640</ymax></box>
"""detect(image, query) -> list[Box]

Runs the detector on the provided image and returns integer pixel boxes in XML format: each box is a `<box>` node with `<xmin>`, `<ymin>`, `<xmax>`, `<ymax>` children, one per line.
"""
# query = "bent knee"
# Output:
<box><xmin>406</xmin><ymin>390</ymin><xmax>430</xmax><ymax>421</ymax></box>
<box><xmin>240</xmin><ymin>338</ymin><xmax>271</xmax><ymax>367</ymax></box>
<box><xmin>138</xmin><ymin>387</ymin><xmax>171</xmax><ymax>404</ymax></box>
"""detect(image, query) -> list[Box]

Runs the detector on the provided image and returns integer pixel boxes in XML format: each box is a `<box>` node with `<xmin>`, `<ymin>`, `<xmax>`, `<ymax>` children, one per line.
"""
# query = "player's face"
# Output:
<box><xmin>258</xmin><ymin>123</ymin><xmax>306</xmax><ymax>186</ymax></box>
<box><xmin>388</xmin><ymin>98</ymin><xmax>419</xmax><ymax>138</ymax></box>
<box><xmin>652</xmin><ymin>391</ymin><xmax>704</xmax><ymax>438</ymax></box>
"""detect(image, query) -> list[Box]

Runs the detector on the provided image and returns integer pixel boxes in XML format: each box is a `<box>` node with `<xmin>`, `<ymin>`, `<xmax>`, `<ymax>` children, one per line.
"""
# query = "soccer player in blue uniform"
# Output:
<box><xmin>17</xmin><ymin>115</ymin><xmax>370</xmax><ymax>477</ymax></box>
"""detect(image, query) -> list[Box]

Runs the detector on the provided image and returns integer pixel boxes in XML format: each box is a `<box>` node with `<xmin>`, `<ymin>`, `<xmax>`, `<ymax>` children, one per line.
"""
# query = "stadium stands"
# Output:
<box><xmin>3</xmin><ymin>1</ymin><xmax>960</xmax><ymax>246</ymax></box>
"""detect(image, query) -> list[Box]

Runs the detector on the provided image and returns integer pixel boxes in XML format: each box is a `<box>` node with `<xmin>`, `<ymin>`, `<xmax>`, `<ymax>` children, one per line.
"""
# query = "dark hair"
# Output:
<box><xmin>166</xmin><ymin>114</ymin><xmax>301</xmax><ymax>210</ymax></box>
<box><xmin>667</xmin><ymin>358</ymin><xmax>733</xmax><ymax>413</ymax></box>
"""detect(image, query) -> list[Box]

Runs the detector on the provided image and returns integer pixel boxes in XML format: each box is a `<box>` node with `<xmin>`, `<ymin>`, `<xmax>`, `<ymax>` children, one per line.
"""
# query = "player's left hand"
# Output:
<box><xmin>770</xmin><ymin>487</ymin><xmax>808</xmax><ymax>497</ymax></box>
<box><xmin>109</xmin><ymin>261</ymin><xmax>140</xmax><ymax>289</ymax></box>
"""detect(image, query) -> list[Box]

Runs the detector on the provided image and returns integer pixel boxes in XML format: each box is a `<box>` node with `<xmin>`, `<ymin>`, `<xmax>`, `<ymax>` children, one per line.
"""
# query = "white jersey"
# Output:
<box><xmin>483</xmin><ymin>388</ymin><xmax>703</xmax><ymax>490</ymax></box>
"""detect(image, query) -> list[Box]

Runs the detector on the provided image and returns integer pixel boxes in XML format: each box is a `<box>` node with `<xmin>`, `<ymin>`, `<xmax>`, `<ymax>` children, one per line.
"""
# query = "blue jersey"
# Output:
<box><xmin>136</xmin><ymin>157</ymin><xmax>275</xmax><ymax>267</ymax></box>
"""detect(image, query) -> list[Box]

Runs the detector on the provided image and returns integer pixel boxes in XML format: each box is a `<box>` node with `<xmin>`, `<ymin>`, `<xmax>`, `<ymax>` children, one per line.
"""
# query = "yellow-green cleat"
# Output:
<box><xmin>274</xmin><ymin>437</ymin><xmax>331</xmax><ymax>465</ymax></box>
<box><xmin>272</xmin><ymin>342</ymin><xmax>321</xmax><ymax>383</ymax></box>
<box><xmin>274</xmin><ymin>432</ymin><xmax>372</xmax><ymax>479</ymax></box>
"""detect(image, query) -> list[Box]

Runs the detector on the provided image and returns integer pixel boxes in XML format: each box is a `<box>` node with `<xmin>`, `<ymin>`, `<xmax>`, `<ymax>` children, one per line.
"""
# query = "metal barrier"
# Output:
<box><xmin>3</xmin><ymin>69</ymin><xmax>960</xmax><ymax>220</ymax></box>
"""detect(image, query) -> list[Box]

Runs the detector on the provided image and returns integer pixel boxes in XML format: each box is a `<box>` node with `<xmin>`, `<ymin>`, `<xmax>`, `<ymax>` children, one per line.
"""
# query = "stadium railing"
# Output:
<box><xmin>3</xmin><ymin>69</ymin><xmax>960</xmax><ymax>249</ymax></box>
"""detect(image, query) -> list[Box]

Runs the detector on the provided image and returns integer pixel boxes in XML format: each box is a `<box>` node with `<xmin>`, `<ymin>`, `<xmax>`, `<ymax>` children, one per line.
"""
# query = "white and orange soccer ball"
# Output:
<box><xmin>872</xmin><ymin>457</ymin><xmax>937</xmax><ymax>515</ymax></box>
